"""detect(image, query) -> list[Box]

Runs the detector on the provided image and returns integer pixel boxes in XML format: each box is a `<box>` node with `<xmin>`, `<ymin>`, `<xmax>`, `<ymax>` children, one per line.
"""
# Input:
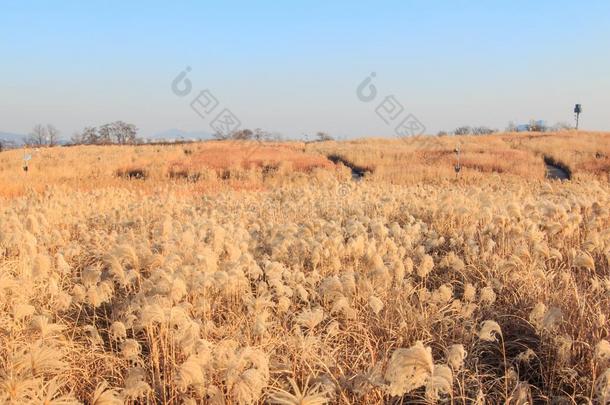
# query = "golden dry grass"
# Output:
<box><xmin>500</xmin><ymin>131</ymin><xmax>610</xmax><ymax>180</ymax></box>
<box><xmin>0</xmin><ymin>134</ymin><xmax>609</xmax><ymax>404</ymax></box>
<box><xmin>307</xmin><ymin>131</ymin><xmax>610</xmax><ymax>184</ymax></box>
<box><xmin>0</xmin><ymin>142</ymin><xmax>340</xmax><ymax>197</ymax></box>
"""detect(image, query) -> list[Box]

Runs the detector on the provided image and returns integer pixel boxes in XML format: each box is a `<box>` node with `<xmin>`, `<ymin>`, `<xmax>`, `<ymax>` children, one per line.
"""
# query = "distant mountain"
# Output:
<box><xmin>146</xmin><ymin>129</ymin><xmax>215</xmax><ymax>142</ymax></box>
<box><xmin>0</xmin><ymin>132</ymin><xmax>26</xmax><ymax>147</ymax></box>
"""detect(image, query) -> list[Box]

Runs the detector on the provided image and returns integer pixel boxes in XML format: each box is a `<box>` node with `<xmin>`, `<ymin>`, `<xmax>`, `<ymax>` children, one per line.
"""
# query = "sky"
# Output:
<box><xmin>1</xmin><ymin>0</ymin><xmax>609</xmax><ymax>139</ymax></box>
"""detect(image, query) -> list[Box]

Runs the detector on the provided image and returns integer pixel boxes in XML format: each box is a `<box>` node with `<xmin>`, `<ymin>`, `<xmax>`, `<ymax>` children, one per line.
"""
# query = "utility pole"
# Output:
<box><xmin>574</xmin><ymin>104</ymin><xmax>582</xmax><ymax>130</ymax></box>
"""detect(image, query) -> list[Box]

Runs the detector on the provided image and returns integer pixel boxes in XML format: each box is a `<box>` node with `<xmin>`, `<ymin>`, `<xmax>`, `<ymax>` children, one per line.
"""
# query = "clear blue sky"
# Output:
<box><xmin>1</xmin><ymin>0</ymin><xmax>609</xmax><ymax>138</ymax></box>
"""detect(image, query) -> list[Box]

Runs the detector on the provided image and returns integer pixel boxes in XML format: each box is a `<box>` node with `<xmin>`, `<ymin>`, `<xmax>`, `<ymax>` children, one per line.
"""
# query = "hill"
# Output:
<box><xmin>0</xmin><ymin>131</ymin><xmax>26</xmax><ymax>147</ymax></box>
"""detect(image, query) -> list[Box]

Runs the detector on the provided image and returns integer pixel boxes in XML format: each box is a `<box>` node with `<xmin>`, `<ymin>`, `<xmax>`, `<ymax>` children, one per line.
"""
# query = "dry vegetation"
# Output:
<box><xmin>501</xmin><ymin>131</ymin><xmax>610</xmax><ymax>181</ymax></box>
<box><xmin>0</xmin><ymin>142</ymin><xmax>338</xmax><ymax>197</ymax></box>
<box><xmin>308</xmin><ymin>131</ymin><xmax>610</xmax><ymax>184</ymax></box>
<box><xmin>0</xmin><ymin>133</ymin><xmax>609</xmax><ymax>404</ymax></box>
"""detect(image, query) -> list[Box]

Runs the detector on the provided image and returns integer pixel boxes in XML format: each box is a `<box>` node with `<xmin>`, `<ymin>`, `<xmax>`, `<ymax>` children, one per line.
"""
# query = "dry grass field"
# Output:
<box><xmin>308</xmin><ymin>131</ymin><xmax>610</xmax><ymax>184</ymax></box>
<box><xmin>1</xmin><ymin>132</ymin><xmax>609</xmax><ymax>404</ymax></box>
<box><xmin>0</xmin><ymin>142</ymin><xmax>340</xmax><ymax>198</ymax></box>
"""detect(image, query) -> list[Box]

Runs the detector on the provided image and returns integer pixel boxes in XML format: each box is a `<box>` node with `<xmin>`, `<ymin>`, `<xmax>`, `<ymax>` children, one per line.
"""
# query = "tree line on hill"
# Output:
<box><xmin>71</xmin><ymin>121</ymin><xmax>139</xmax><ymax>145</ymax></box>
<box><xmin>219</xmin><ymin>129</ymin><xmax>336</xmax><ymax>143</ymax></box>
<box><xmin>0</xmin><ymin>121</ymin><xmax>141</xmax><ymax>148</ymax></box>
<box><xmin>0</xmin><ymin>119</ymin><xmax>579</xmax><ymax>152</ymax></box>
<box><xmin>3</xmin><ymin>123</ymin><xmax>284</xmax><ymax>149</ymax></box>
<box><xmin>212</xmin><ymin>128</ymin><xmax>283</xmax><ymax>142</ymax></box>
<box><xmin>26</xmin><ymin>124</ymin><xmax>62</xmax><ymax>146</ymax></box>
<box><xmin>437</xmin><ymin>120</ymin><xmax>575</xmax><ymax>136</ymax></box>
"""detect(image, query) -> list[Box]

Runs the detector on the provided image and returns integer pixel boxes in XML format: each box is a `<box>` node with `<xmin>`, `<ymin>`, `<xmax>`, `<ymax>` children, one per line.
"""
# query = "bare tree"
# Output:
<box><xmin>316</xmin><ymin>131</ymin><xmax>334</xmax><ymax>141</ymax></box>
<box><xmin>528</xmin><ymin>120</ymin><xmax>547</xmax><ymax>132</ymax></box>
<box><xmin>228</xmin><ymin>129</ymin><xmax>253</xmax><ymax>140</ymax></box>
<box><xmin>126</xmin><ymin>123</ymin><xmax>138</xmax><ymax>144</ymax></box>
<box><xmin>454</xmin><ymin>126</ymin><xmax>471</xmax><ymax>135</ymax></box>
<box><xmin>114</xmin><ymin>121</ymin><xmax>138</xmax><ymax>144</ymax></box>
<box><xmin>81</xmin><ymin>127</ymin><xmax>99</xmax><ymax>144</ymax></box>
<box><xmin>46</xmin><ymin>124</ymin><xmax>60</xmax><ymax>146</ymax></box>
<box><xmin>471</xmin><ymin>126</ymin><xmax>497</xmax><ymax>135</ymax></box>
<box><xmin>98</xmin><ymin>123</ymin><xmax>113</xmax><ymax>144</ymax></box>
<box><xmin>26</xmin><ymin>124</ymin><xmax>60</xmax><ymax>146</ymax></box>
<box><xmin>75</xmin><ymin>123</ymin><xmax>137</xmax><ymax>145</ymax></box>
<box><xmin>27</xmin><ymin>124</ymin><xmax>48</xmax><ymax>146</ymax></box>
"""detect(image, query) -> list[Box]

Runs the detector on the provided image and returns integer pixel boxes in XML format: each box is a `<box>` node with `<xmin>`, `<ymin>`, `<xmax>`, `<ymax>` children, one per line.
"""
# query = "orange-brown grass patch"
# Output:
<box><xmin>578</xmin><ymin>156</ymin><xmax>610</xmax><ymax>181</ymax></box>
<box><xmin>163</xmin><ymin>141</ymin><xmax>336</xmax><ymax>190</ymax></box>
<box><xmin>0</xmin><ymin>141</ymin><xmax>338</xmax><ymax>197</ymax></box>
<box><xmin>187</xmin><ymin>141</ymin><xmax>333</xmax><ymax>172</ymax></box>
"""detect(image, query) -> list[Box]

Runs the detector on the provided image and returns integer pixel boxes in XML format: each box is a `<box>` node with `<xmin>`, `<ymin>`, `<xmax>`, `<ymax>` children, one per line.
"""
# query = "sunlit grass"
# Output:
<box><xmin>0</xmin><ymin>134</ymin><xmax>609</xmax><ymax>403</ymax></box>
